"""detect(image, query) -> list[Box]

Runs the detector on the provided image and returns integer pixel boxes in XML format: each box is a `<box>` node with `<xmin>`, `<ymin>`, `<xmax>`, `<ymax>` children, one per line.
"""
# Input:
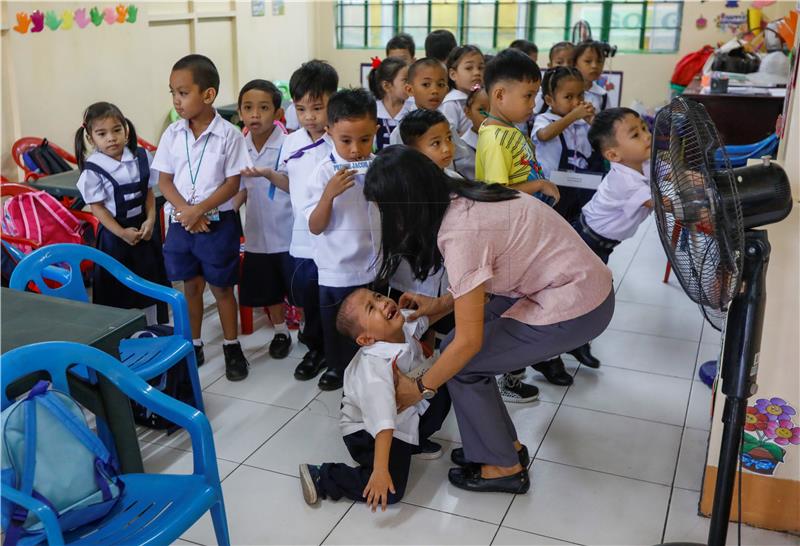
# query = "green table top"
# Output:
<box><xmin>1</xmin><ymin>287</ymin><xmax>146</xmax><ymax>354</ymax></box>
<box><xmin>29</xmin><ymin>170</ymin><xmax>163</xmax><ymax>200</ymax></box>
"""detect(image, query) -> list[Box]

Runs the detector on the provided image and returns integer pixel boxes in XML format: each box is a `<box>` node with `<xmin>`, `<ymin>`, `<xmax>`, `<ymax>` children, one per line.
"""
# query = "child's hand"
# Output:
<box><xmin>139</xmin><ymin>219</ymin><xmax>155</xmax><ymax>241</ymax></box>
<box><xmin>569</xmin><ymin>101</ymin><xmax>595</xmax><ymax>123</ymax></box>
<box><xmin>175</xmin><ymin>204</ymin><xmax>203</xmax><ymax>231</ymax></box>
<box><xmin>241</xmin><ymin>166</ymin><xmax>273</xmax><ymax>179</ymax></box>
<box><xmin>120</xmin><ymin>227</ymin><xmax>142</xmax><ymax>246</ymax></box>
<box><xmin>186</xmin><ymin>215</ymin><xmax>211</xmax><ymax>234</ymax></box>
<box><xmin>322</xmin><ymin>169</ymin><xmax>356</xmax><ymax>202</ymax></box>
<box><xmin>363</xmin><ymin>468</ymin><xmax>395</xmax><ymax>512</ymax></box>
<box><xmin>538</xmin><ymin>180</ymin><xmax>561</xmax><ymax>204</ymax></box>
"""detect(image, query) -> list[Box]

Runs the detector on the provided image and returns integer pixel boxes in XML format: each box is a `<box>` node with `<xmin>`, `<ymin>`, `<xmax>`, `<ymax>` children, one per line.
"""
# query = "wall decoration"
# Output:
<box><xmin>252</xmin><ymin>0</ymin><xmax>265</xmax><ymax>17</ymax></box>
<box><xmin>10</xmin><ymin>5</ymin><xmax>140</xmax><ymax>34</ymax></box>
<box><xmin>742</xmin><ymin>398</ymin><xmax>799</xmax><ymax>476</ymax></box>
<box><xmin>724</xmin><ymin>0</ymin><xmax>739</xmax><ymax>7</ymax></box>
<box><xmin>716</xmin><ymin>12</ymin><xmax>748</xmax><ymax>33</ymax></box>
<box><xmin>272</xmin><ymin>0</ymin><xmax>284</xmax><ymax>16</ymax></box>
<box><xmin>696</xmin><ymin>15</ymin><xmax>708</xmax><ymax>29</ymax></box>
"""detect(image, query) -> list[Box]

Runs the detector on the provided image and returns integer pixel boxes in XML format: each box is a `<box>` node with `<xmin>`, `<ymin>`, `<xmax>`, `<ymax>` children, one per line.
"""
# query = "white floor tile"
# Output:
<box><xmin>402</xmin><ymin>439</ymin><xmax>515</xmax><ymax>524</ymax></box>
<box><xmin>537</xmin><ymin>405</ymin><xmax>682</xmax><ymax>485</ymax></box>
<box><xmin>504</xmin><ymin>460</ymin><xmax>670</xmax><ymax>545</ymax></box>
<box><xmin>181</xmin><ymin>465</ymin><xmax>352</xmax><ymax>546</ymax></box>
<box><xmin>492</xmin><ymin>527</ymin><xmax>579</xmax><ymax>546</ymax></box>
<box><xmin>674</xmin><ymin>428</ymin><xmax>710</xmax><ymax>491</ymax></box>
<box><xmin>686</xmin><ymin>381</ymin><xmax>714</xmax><ymax>431</ymax></box>
<box><xmin>663</xmin><ymin>487</ymin><xmax>800</xmax><ymax>545</ymax></box>
<box><xmin>140</xmin><ymin>441</ymin><xmax>238</xmax><ymax>480</ymax></box>
<box><xmin>590</xmin><ymin>329</ymin><xmax>698</xmax><ymax>378</ymax></box>
<box><xmin>700</xmin><ymin>321</ymin><xmax>724</xmax><ymax>347</ymax></box>
<box><xmin>616</xmin><ymin>262</ymin><xmax>699</xmax><ymax>311</ymax></box>
<box><xmin>564</xmin><ymin>365</ymin><xmax>692</xmax><ymax>426</ymax></box>
<box><xmin>245</xmin><ymin>410</ymin><xmax>354</xmax><ymax>476</ymax></box>
<box><xmin>324</xmin><ymin>501</ymin><xmax>498</xmax><ymax>545</ymax></box>
<box><xmin>197</xmin><ymin>343</ymin><xmax>226</xmax><ymax>389</ymax></box>
<box><xmin>307</xmin><ymin>389</ymin><xmax>345</xmax><ymax>419</ymax></box>
<box><xmin>608</xmin><ymin>301</ymin><xmax>704</xmax><ymax>341</ymax></box>
<box><xmin>140</xmin><ymin>392</ymin><xmax>296</xmax><ymax>463</ymax></box>
<box><xmin>526</xmin><ymin>364</ymin><xmax>578</xmax><ymax>405</ymax></box>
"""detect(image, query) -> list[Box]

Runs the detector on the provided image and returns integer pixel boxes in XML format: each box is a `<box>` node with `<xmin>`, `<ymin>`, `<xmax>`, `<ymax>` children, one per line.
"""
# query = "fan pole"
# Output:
<box><xmin>708</xmin><ymin>230</ymin><xmax>770</xmax><ymax>546</ymax></box>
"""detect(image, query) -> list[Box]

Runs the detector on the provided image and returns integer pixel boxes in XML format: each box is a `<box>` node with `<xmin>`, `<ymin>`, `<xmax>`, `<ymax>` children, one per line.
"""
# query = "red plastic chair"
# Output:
<box><xmin>11</xmin><ymin>137</ymin><xmax>78</xmax><ymax>182</ymax></box>
<box><xmin>137</xmin><ymin>137</ymin><xmax>157</xmax><ymax>152</ymax></box>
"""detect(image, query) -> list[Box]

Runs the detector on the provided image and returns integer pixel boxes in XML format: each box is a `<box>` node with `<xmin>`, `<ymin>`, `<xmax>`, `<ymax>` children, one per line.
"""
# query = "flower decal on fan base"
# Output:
<box><xmin>741</xmin><ymin>398</ymin><xmax>799</xmax><ymax>476</ymax></box>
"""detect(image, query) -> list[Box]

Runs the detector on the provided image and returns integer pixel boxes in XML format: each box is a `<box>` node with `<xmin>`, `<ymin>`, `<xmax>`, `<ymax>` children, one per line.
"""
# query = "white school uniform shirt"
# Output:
<box><xmin>303</xmin><ymin>148</ymin><xmax>380</xmax><ymax>287</ymax></box>
<box><xmin>151</xmin><ymin>111</ymin><xmax>251</xmax><ymax>219</ymax></box>
<box><xmin>585</xmin><ymin>82</ymin><xmax>609</xmax><ymax>113</ymax></box>
<box><xmin>582</xmin><ymin>161</ymin><xmax>653</xmax><ymax>241</ymax></box>
<box><xmin>340</xmin><ymin>310</ymin><xmax>432</xmax><ymax>445</ymax></box>
<box><xmin>77</xmin><ymin>148</ymin><xmax>158</xmax><ymax>218</ymax></box>
<box><xmin>277</xmin><ymin>129</ymin><xmax>331</xmax><ymax>259</ymax></box>
<box><xmin>283</xmin><ymin>102</ymin><xmax>300</xmax><ymax>131</ymax></box>
<box><xmin>453</xmin><ymin>129</ymin><xmax>477</xmax><ymax>181</ymax></box>
<box><xmin>376</xmin><ymin>99</ymin><xmax>413</xmax><ymax>150</ymax></box>
<box><xmin>440</xmin><ymin>89</ymin><xmax>471</xmax><ymax>136</ymax></box>
<box><xmin>533</xmin><ymin>88</ymin><xmax>545</xmax><ymax>117</ymax></box>
<box><xmin>242</xmin><ymin>129</ymin><xmax>292</xmax><ymax>254</ymax></box>
<box><xmin>531</xmin><ymin>112</ymin><xmax>592</xmax><ymax>178</ymax></box>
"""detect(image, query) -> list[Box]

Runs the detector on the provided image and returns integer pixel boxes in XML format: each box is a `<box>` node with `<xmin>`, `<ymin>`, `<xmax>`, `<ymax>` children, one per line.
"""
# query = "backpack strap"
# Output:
<box><xmin>600</xmin><ymin>93</ymin><xmax>608</xmax><ymax>111</ymax></box>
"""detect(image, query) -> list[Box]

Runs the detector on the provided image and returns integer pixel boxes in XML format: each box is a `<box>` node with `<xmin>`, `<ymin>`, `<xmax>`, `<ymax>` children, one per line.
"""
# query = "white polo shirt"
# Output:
<box><xmin>388</xmin><ymin>102</ymin><xmax>473</xmax><ymax>171</ymax></box>
<box><xmin>242</xmin><ymin>129</ymin><xmax>292</xmax><ymax>254</ymax></box>
<box><xmin>277</xmin><ymin>129</ymin><xmax>331</xmax><ymax>259</ymax></box>
<box><xmin>440</xmin><ymin>89</ymin><xmax>471</xmax><ymax>136</ymax></box>
<box><xmin>304</xmin><ymin>148</ymin><xmax>380</xmax><ymax>287</ymax></box>
<box><xmin>152</xmin><ymin>111</ymin><xmax>251</xmax><ymax>218</ymax></box>
<box><xmin>376</xmin><ymin>99</ymin><xmax>413</xmax><ymax>151</ymax></box>
<box><xmin>77</xmin><ymin>148</ymin><xmax>157</xmax><ymax>218</ymax></box>
<box><xmin>453</xmin><ymin>129</ymin><xmax>477</xmax><ymax>181</ymax></box>
<box><xmin>585</xmin><ymin>82</ymin><xmax>609</xmax><ymax>113</ymax></box>
<box><xmin>531</xmin><ymin>112</ymin><xmax>592</xmax><ymax>178</ymax></box>
<box><xmin>340</xmin><ymin>310</ymin><xmax>432</xmax><ymax>445</ymax></box>
<box><xmin>582</xmin><ymin>161</ymin><xmax>653</xmax><ymax>241</ymax></box>
<box><xmin>284</xmin><ymin>102</ymin><xmax>300</xmax><ymax>131</ymax></box>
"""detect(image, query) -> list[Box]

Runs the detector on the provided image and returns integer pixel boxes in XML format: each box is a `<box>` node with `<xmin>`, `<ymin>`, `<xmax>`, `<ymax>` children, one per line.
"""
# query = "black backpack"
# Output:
<box><xmin>26</xmin><ymin>139</ymin><xmax>73</xmax><ymax>176</ymax></box>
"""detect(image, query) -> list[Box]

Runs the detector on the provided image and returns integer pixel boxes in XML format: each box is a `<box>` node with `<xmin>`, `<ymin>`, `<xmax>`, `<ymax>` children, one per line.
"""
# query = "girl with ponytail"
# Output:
<box><xmin>367</xmin><ymin>56</ymin><xmax>410</xmax><ymax>150</ymax></box>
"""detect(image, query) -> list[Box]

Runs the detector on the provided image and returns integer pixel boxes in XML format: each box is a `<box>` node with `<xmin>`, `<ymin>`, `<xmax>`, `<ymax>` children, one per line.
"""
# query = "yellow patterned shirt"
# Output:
<box><xmin>475</xmin><ymin>123</ymin><xmax>545</xmax><ymax>185</ymax></box>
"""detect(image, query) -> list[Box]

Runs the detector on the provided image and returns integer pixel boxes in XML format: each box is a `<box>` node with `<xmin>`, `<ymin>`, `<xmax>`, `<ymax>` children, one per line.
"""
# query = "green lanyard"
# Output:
<box><xmin>480</xmin><ymin>109</ymin><xmax>515</xmax><ymax>129</ymax></box>
<box><xmin>184</xmin><ymin>130</ymin><xmax>210</xmax><ymax>202</ymax></box>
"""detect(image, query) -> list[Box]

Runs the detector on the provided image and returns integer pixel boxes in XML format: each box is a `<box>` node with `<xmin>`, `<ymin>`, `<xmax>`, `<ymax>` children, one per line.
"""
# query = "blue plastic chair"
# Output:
<box><xmin>8</xmin><ymin>244</ymin><xmax>203</xmax><ymax>413</ymax></box>
<box><xmin>1</xmin><ymin>342</ymin><xmax>229</xmax><ymax>546</ymax></box>
<box><xmin>715</xmin><ymin>133</ymin><xmax>779</xmax><ymax>167</ymax></box>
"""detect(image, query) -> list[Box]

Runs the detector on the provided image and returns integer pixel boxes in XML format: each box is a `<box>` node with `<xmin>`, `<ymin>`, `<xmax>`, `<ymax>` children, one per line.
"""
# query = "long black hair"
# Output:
<box><xmin>74</xmin><ymin>102</ymin><xmax>138</xmax><ymax>171</ymax></box>
<box><xmin>363</xmin><ymin>145</ymin><xmax>519</xmax><ymax>282</ymax></box>
<box><xmin>367</xmin><ymin>57</ymin><xmax>408</xmax><ymax>100</ymax></box>
<box><xmin>539</xmin><ymin>66</ymin><xmax>583</xmax><ymax>114</ymax></box>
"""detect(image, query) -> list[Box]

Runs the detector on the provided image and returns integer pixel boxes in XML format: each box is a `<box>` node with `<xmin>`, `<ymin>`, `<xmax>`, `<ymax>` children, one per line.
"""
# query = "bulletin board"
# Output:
<box><xmin>360</xmin><ymin>63</ymin><xmax>372</xmax><ymax>89</ymax></box>
<box><xmin>597</xmin><ymin>71</ymin><xmax>624</xmax><ymax>108</ymax></box>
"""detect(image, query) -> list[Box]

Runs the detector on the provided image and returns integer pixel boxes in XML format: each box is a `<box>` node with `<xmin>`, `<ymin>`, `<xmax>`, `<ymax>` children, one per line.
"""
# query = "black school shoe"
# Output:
<box><xmin>531</xmin><ymin>357</ymin><xmax>573</xmax><ymax>386</ymax></box>
<box><xmin>412</xmin><ymin>439</ymin><xmax>443</xmax><ymax>460</ymax></box>
<box><xmin>317</xmin><ymin>367</ymin><xmax>344</xmax><ymax>391</ymax></box>
<box><xmin>451</xmin><ymin>444</ymin><xmax>530</xmax><ymax>468</ymax></box>
<box><xmin>448</xmin><ymin>464</ymin><xmax>530</xmax><ymax>494</ymax></box>
<box><xmin>294</xmin><ymin>350</ymin><xmax>326</xmax><ymax>380</ymax></box>
<box><xmin>268</xmin><ymin>333</ymin><xmax>292</xmax><ymax>359</ymax></box>
<box><xmin>223</xmin><ymin>342</ymin><xmax>249</xmax><ymax>381</ymax></box>
<box><xmin>568</xmin><ymin>343</ymin><xmax>601</xmax><ymax>368</ymax></box>
<box><xmin>298</xmin><ymin>464</ymin><xmax>324</xmax><ymax>505</ymax></box>
<box><xmin>193</xmin><ymin>343</ymin><xmax>205</xmax><ymax>367</ymax></box>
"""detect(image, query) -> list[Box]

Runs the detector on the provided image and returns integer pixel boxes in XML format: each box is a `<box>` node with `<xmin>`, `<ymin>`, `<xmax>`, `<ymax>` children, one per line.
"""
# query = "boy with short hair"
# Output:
<box><xmin>299</xmin><ymin>289</ymin><xmax>451</xmax><ymax>510</ymax></box>
<box><xmin>509</xmin><ymin>39</ymin><xmax>539</xmax><ymax>62</ymax></box>
<box><xmin>580</xmin><ymin>107</ymin><xmax>654</xmax><ymax>263</ymax></box>
<box><xmin>424</xmin><ymin>29</ymin><xmax>457</xmax><ymax>63</ymax></box>
<box><xmin>386</xmin><ymin>32</ymin><xmax>416</xmax><ymax>64</ymax></box>
<box><xmin>154</xmin><ymin>54</ymin><xmax>252</xmax><ymax>382</ymax></box>
<box><xmin>304</xmin><ymin>88</ymin><xmax>381</xmax><ymax>391</ymax></box>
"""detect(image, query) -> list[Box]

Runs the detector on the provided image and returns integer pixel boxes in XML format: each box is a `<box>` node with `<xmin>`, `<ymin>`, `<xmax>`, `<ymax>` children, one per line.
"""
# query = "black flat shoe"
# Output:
<box><xmin>268</xmin><ymin>333</ymin><xmax>292</xmax><ymax>359</ymax></box>
<box><xmin>531</xmin><ymin>357</ymin><xmax>573</xmax><ymax>386</ymax></box>
<box><xmin>568</xmin><ymin>343</ymin><xmax>600</xmax><ymax>368</ymax></box>
<box><xmin>317</xmin><ymin>367</ymin><xmax>344</xmax><ymax>391</ymax></box>
<box><xmin>294</xmin><ymin>350</ymin><xmax>325</xmax><ymax>380</ymax></box>
<box><xmin>194</xmin><ymin>344</ymin><xmax>205</xmax><ymax>367</ymax></box>
<box><xmin>451</xmin><ymin>444</ymin><xmax>530</xmax><ymax>467</ymax></box>
<box><xmin>223</xmin><ymin>342</ymin><xmax>249</xmax><ymax>382</ymax></box>
<box><xmin>448</xmin><ymin>465</ymin><xmax>530</xmax><ymax>494</ymax></box>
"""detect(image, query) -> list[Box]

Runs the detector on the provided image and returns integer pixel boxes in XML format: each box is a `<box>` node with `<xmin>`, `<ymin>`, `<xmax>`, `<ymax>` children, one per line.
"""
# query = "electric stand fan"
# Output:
<box><xmin>651</xmin><ymin>97</ymin><xmax>793</xmax><ymax>546</ymax></box>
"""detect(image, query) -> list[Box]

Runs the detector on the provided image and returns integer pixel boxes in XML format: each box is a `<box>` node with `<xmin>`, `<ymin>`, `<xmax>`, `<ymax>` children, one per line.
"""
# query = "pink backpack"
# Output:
<box><xmin>2</xmin><ymin>191</ymin><xmax>84</xmax><ymax>254</ymax></box>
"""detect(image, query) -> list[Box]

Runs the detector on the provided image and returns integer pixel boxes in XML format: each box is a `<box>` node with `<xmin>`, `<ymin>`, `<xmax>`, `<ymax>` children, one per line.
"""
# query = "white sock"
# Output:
<box><xmin>223</xmin><ymin>338</ymin><xmax>240</xmax><ymax>346</ymax></box>
<box><xmin>274</xmin><ymin>322</ymin><xmax>289</xmax><ymax>335</ymax></box>
<box><xmin>193</xmin><ymin>338</ymin><xmax>203</xmax><ymax>347</ymax></box>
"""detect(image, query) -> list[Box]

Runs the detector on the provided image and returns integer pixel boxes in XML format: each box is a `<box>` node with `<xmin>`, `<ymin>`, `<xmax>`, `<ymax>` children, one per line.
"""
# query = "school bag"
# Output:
<box><xmin>671</xmin><ymin>45</ymin><xmax>715</xmax><ymax>87</ymax></box>
<box><xmin>127</xmin><ymin>325</ymin><xmax>195</xmax><ymax>432</ymax></box>
<box><xmin>1</xmin><ymin>190</ymin><xmax>85</xmax><ymax>254</ymax></box>
<box><xmin>24</xmin><ymin>139</ymin><xmax>73</xmax><ymax>176</ymax></box>
<box><xmin>1</xmin><ymin>381</ymin><xmax>123</xmax><ymax>545</ymax></box>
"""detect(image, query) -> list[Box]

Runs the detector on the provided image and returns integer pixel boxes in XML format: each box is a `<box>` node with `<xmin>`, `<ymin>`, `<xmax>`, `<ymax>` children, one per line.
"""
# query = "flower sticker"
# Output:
<box><xmin>755</xmin><ymin>397</ymin><xmax>796</xmax><ymax>421</ymax></box>
<box><xmin>741</xmin><ymin>397</ymin><xmax>798</xmax><ymax>475</ymax></box>
<box><xmin>745</xmin><ymin>406</ymin><xmax>769</xmax><ymax>431</ymax></box>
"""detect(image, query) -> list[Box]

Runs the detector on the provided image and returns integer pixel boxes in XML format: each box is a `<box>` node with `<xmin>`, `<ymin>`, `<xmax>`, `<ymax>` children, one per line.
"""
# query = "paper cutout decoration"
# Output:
<box><xmin>115</xmin><ymin>4</ymin><xmax>128</xmax><ymax>23</ymax></box>
<box><xmin>103</xmin><ymin>7</ymin><xmax>116</xmax><ymax>24</ymax></box>
<box><xmin>127</xmin><ymin>5</ymin><xmax>138</xmax><ymax>22</ymax></box>
<box><xmin>30</xmin><ymin>10</ymin><xmax>45</xmax><ymax>32</ymax></box>
<box><xmin>44</xmin><ymin>11</ymin><xmax>62</xmax><ymax>31</ymax></box>
<box><xmin>696</xmin><ymin>15</ymin><xmax>708</xmax><ymax>29</ymax></box>
<box><xmin>13</xmin><ymin>12</ymin><xmax>31</xmax><ymax>33</ymax></box>
<box><xmin>725</xmin><ymin>0</ymin><xmax>738</xmax><ymax>7</ymax></box>
<box><xmin>752</xmin><ymin>0</ymin><xmax>776</xmax><ymax>7</ymax></box>
<box><xmin>74</xmin><ymin>8</ymin><xmax>90</xmax><ymax>28</ymax></box>
<box><xmin>90</xmin><ymin>6</ymin><xmax>103</xmax><ymax>26</ymax></box>
<box><xmin>61</xmin><ymin>10</ymin><xmax>74</xmax><ymax>30</ymax></box>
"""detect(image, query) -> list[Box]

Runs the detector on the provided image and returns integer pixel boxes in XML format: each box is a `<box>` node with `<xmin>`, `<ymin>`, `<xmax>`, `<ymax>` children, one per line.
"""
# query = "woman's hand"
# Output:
<box><xmin>393</xmin><ymin>368</ymin><xmax>423</xmax><ymax>412</ymax></box>
<box><xmin>398</xmin><ymin>292</ymin><xmax>441</xmax><ymax>321</ymax></box>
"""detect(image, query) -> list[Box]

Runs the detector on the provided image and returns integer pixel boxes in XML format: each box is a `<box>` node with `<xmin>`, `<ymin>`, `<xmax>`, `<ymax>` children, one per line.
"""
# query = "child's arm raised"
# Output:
<box><xmin>308</xmin><ymin>168</ymin><xmax>356</xmax><ymax>235</ymax></box>
<box><xmin>89</xmin><ymin>202</ymin><xmax>141</xmax><ymax>246</ymax></box>
<box><xmin>363</xmin><ymin>429</ymin><xmax>396</xmax><ymax>512</ymax></box>
<box><xmin>535</xmin><ymin>102</ymin><xmax>595</xmax><ymax>142</ymax></box>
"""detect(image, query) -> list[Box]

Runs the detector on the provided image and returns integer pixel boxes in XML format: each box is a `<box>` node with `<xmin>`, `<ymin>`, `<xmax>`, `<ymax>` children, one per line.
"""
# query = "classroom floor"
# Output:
<box><xmin>138</xmin><ymin>217</ymin><xmax>800</xmax><ymax>546</ymax></box>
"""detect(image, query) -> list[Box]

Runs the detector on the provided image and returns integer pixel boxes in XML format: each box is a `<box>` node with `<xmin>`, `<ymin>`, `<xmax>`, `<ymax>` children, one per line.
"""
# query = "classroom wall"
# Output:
<box><xmin>0</xmin><ymin>0</ymin><xmax>314</xmax><ymax>180</ymax></box>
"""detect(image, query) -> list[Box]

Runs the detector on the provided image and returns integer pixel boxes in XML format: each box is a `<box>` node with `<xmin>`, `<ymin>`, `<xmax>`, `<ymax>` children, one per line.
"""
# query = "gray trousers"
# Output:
<box><xmin>442</xmin><ymin>290</ymin><xmax>615</xmax><ymax>467</ymax></box>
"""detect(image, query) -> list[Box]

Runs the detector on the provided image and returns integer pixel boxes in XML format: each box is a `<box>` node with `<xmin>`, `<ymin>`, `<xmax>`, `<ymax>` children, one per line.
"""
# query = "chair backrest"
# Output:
<box><xmin>0</xmin><ymin>183</ymin><xmax>35</xmax><ymax>199</ymax></box>
<box><xmin>137</xmin><ymin>137</ymin><xmax>157</xmax><ymax>152</ymax></box>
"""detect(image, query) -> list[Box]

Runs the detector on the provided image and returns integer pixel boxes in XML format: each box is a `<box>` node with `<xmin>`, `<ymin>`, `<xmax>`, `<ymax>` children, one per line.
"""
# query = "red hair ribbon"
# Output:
<box><xmin>371</xmin><ymin>56</ymin><xmax>382</xmax><ymax>69</ymax></box>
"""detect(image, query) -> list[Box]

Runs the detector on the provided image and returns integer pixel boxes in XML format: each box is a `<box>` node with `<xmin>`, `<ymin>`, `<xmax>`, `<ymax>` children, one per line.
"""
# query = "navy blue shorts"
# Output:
<box><xmin>163</xmin><ymin>211</ymin><xmax>239</xmax><ymax>287</ymax></box>
<box><xmin>239</xmin><ymin>251</ymin><xmax>295</xmax><ymax>307</ymax></box>
<box><xmin>288</xmin><ymin>257</ymin><xmax>319</xmax><ymax>309</ymax></box>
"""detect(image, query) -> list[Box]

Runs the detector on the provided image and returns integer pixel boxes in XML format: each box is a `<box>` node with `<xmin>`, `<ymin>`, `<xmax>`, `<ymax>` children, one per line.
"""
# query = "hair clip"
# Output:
<box><xmin>371</xmin><ymin>56</ymin><xmax>382</xmax><ymax>69</ymax></box>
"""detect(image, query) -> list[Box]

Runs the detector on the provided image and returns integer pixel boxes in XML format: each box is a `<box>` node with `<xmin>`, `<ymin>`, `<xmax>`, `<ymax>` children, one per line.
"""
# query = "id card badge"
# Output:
<box><xmin>205</xmin><ymin>208</ymin><xmax>220</xmax><ymax>221</ymax></box>
<box><xmin>549</xmin><ymin>170</ymin><xmax>604</xmax><ymax>190</ymax></box>
<box><xmin>332</xmin><ymin>159</ymin><xmax>372</xmax><ymax>175</ymax></box>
